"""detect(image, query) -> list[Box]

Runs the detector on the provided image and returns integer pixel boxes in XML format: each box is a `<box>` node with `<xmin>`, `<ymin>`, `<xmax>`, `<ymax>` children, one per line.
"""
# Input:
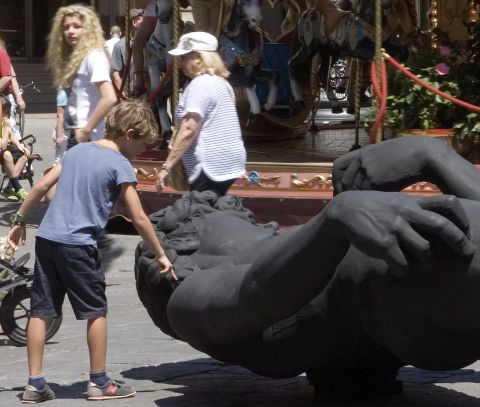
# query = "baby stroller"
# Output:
<box><xmin>0</xmin><ymin>248</ymin><xmax>62</xmax><ymax>346</ymax></box>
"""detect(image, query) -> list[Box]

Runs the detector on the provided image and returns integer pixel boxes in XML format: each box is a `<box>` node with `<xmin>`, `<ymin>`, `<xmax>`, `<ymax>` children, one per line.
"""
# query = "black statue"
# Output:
<box><xmin>135</xmin><ymin>136</ymin><xmax>480</xmax><ymax>399</ymax></box>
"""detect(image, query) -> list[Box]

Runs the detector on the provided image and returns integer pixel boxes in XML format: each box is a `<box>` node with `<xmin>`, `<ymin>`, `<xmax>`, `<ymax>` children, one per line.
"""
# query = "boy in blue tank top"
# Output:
<box><xmin>8</xmin><ymin>101</ymin><xmax>176</xmax><ymax>403</ymax></box>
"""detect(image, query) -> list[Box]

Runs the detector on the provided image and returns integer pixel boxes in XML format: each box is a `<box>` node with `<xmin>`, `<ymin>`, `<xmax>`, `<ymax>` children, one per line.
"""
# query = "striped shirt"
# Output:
<box><xmin>176</xmin><ymin>74</ymin><xmax>246</xmax><ymax>183</ymax></box>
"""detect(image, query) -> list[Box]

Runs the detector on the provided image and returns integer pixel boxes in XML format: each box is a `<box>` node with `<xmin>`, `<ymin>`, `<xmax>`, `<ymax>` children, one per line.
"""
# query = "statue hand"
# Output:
<box><xmin>333</xmin><ymin>136</ymin><xmax>447</xmax><ymax>195</ymax></box>
<box><xmin>327</xmin><ymin>191</ymin><xmax>476</xmax><ymax>276</ymax></box>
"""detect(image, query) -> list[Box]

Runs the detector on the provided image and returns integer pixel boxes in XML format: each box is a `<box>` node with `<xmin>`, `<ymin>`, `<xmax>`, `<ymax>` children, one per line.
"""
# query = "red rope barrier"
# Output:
<box><xmin>384</xmin><ymin>53</ymin><xmax>480</xmax><ymax>113</ymax></box>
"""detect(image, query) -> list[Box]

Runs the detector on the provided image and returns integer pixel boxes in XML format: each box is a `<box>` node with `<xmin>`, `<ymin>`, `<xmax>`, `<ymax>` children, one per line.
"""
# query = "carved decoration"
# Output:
<box><xmin>238</xmin><ymin>170</ymin><xmax>281</xmax><ymax>187</ymax></box>
<box><xmin>291</xmin><ymin>173</ymin><xmax>332</xmax><ymax>188</ymax></box>
<box><xmin>135</xmin><ymin>167</ymin><xmax>158</xmax><ymax>181</ymax></box>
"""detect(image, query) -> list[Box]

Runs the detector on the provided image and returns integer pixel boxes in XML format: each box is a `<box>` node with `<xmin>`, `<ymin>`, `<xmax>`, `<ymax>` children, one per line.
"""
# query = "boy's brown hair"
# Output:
<box><xmin>104</xmin><ymin>101</ymin><xmax>158</xmax><ymax>143</ymax></box>
<box><xmin>1</xmin><ymin>96</ymin><xmax>11</xmax><ymax>117</ymax></box>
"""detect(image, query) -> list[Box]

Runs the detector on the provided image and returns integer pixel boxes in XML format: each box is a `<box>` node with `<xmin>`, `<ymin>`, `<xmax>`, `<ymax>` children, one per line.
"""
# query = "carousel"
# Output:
<box><xmin>105</xmin><ymin>0</ymin><xmax>480</xmax><ymax>227</ymax></box>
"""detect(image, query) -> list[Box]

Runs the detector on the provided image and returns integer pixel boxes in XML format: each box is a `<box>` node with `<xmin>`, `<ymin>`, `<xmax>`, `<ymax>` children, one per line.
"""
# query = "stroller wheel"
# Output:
<box><xmin>0</xmin><ymin>286</ymin><xmax>62</xmax><ymax>346</ymax></box>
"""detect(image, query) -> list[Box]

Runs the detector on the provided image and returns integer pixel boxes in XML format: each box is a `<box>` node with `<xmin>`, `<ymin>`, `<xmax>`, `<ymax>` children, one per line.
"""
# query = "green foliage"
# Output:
<box><xmin>384</xmin><ymin>64</ymin><xmax>459</xmax><ymax>130</ymax></box>
<box><xmin>367</xmin><ymin>24</ymin><xmax>480</xmax><ymax>139</ymax></box>
<box><xmin>453</xmin><ymin>112</ymin><xmax>480</xmax><ymax>140</ymax></box>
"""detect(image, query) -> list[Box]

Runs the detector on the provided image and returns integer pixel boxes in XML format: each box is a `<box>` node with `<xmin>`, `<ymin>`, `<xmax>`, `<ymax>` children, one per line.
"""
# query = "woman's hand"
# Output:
<box><xmin>156</xmin><ymin>168</ymin><xmax>170</xmax><ymax>192</ymax></box>
<box><xmin>7</xmin><ymin>225</ymin><xmax>26</xmax><ymax>250</ymax></box>
<box><xmin>55</xmin><ymin>134</ymin><xmax>65</xmax><ymax>147</ymax></box>
<box><xmin>75</xmin><ymin>128</ymin><xmax>91</xmax><ymax>143</ymax></box>
<box><xmin>157</xmin><ymin>254</ymin><xmax>177</xmax><ymax>281</ymax></box>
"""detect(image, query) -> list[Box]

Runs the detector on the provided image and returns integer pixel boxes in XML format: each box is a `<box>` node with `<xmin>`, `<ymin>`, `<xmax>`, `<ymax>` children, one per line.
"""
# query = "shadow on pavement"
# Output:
<box><xmin>123</xmin><ymin>359</ymin><xmax>480</xmax><ymax>407</ymax></box>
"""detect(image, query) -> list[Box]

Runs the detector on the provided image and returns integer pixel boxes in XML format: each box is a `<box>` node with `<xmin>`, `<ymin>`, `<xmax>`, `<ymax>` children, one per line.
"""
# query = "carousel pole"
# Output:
<box><xmin>172</xmin><ymin>0</ymin><xmax>181</xmax><ymax>125</ymax></box>
<box><xmin>374</xmin><ymin>0</ymin><xmax>383</xmax><ymax>143</ymax></box>
<box><xmin>124</xmin><ymin>0</ymin><xmax>131</xmax><ymax>97</ymax></box>
<box><xmin>350</xmin><ymin>58</ymin><xmax>362</xmax><ymax>151</ymax></box>
<box><xmin>430</xmin><ymin>0</ymin><xmax>438</xmax><ymax>48</ymax></box>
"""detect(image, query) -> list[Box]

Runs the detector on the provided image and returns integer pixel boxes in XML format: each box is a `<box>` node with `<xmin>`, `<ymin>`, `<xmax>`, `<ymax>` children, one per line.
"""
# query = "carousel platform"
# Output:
<box><xmin>115</xmin><ymin>108</ymin><xmax>446</xmax><ymax>231</ymax></box>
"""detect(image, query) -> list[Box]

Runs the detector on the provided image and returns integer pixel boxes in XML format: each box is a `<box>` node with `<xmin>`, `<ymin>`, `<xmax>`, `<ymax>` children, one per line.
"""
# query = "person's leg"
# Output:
<box><xmin>87</xmin><ymin>316</ymin><xmax>107</xmax><ymax>373</ymax></box>
<box><xmin>132</xmin><ymin>16</ymin><xmax>157</xmax><ymax>96</ymax></box>
<box><xmin>2</xmin><ymin>150</ymin><xmax>28</xmax><ymax>178</ymax></box>
<box><xmin>27</xmin><ymin>317</ymin><xmax>48</xmax><ymax>376</ymax></box>
<box><xmin>23</xmin><ymin>319</ymin><xmax>56</xmax><ymax>405</ymax></box>
<box><xmin>2</xmin><ymin>150</ymin><xmax>29</xmax><ymax>200</ymax></box>
<box><xmin>190</xmin><ymin>170</ymin><xmax>236</xmax><ymax>196</ymax></box>
<box><xmin>22</xmin><ymin>238</ymin><xmax>63</xmax><ymax>403</ymax></box>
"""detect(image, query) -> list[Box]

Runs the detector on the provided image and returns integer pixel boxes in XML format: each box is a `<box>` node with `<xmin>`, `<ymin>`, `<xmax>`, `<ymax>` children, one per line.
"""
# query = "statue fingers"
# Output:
<box><xmin>338</xmin><ymin>156</ymin><xmax>361</xmax><ymax>193</ymax></box>
<box><xmin>412</xmin><ymin>208</ymin><xmax>476</xmax><ymax>258</ymax></box>
<box><xmin>353</xmin><ymin>168</ymin><xmax>372</xmax><ymax>191</ymax></box>
<box><xmin>417</xmin><ymin>195</ymin><xmax>470</xmax><ymax>238</ymax></box>
<box><xmin>396</xmin><ymin>224</ymin><xmax>431</xmax><ymax>264</ymax></box>
<box><xmin>332</xmin><ymin>151</ymin><xmax>359</xmax><ymax>194</ymax></box>
<box><xmin>380</xmin><ymin>240</ymin><xmax>409</xmax><ymax>277</ymax></box>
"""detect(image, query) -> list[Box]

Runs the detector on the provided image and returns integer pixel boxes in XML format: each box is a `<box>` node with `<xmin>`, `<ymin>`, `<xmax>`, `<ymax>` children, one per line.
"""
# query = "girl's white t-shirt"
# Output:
<box><xmin>64</xmin><ymin>49</ymin><xmax>111</xmax><ymax>140</ymax></box>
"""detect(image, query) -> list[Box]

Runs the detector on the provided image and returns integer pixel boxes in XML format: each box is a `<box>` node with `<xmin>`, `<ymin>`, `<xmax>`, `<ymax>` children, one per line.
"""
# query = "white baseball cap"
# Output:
<box><xmin>169</xmin><ymin>32</ymin><xmax>218</xmax><ymax>56</ymax></box>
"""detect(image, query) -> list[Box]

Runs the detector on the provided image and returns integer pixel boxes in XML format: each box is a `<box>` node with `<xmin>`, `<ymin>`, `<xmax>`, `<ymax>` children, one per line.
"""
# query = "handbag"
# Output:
<box><xmin>167</xmin><ymin>128</ymin><xmax>189</xmax><ymax>191</ymax></box>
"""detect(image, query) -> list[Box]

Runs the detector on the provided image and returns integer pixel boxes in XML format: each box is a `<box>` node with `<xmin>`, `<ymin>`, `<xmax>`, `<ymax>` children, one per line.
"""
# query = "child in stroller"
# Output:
<box><xmin>0</xmin><ymin>96</ymin><xmax>31</xmax><ymax>201</ymax></box>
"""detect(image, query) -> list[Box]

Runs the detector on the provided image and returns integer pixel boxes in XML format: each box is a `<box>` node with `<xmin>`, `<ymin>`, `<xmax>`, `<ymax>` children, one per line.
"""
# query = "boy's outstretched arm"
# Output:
<box><xmin>8</xmin><ymin>165</ymin><xmax>62</xmax><ymax>249</ymax></box>
<box><xmin>120</xmin><ymin>183</ymin><xmax>177</xmax><ymax>281</ymax></box>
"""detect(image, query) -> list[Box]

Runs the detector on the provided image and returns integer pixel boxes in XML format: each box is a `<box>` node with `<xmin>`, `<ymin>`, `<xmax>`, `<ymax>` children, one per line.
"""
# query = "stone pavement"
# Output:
<box><xmin>1</xmin><ymin>114</ymin><xmax>480</xmax><ymax>406</ymax></box>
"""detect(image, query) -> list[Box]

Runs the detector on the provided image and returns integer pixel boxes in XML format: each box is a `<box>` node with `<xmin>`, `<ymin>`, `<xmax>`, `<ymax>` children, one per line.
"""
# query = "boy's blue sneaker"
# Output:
<box><xmin>86</xmin><ymin>379</ymin><xmax>136</xmax><ymax>400</ymax></box>
<box><xmin>21</xmin><ymin>384</ymin><xmax>55</xmax><ymax>403</ymax></box>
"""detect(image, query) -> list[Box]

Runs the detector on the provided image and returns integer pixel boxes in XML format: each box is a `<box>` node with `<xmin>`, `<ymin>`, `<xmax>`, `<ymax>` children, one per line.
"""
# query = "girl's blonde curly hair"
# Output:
<box><xmin>47</xmin><ymin>4</ymin><xmax>107</xmax><ymax>90</ymax></box>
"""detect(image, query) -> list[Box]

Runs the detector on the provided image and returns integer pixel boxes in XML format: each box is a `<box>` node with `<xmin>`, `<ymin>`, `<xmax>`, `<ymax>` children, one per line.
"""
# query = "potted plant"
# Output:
<box><xmin>449</xmin><ymin>21</ymin><xmax>480</xmax><ymax>157</ymax></box>
<box><xmin>367</xmin><ymin>25</ymin><xmax>480</xmax><ymax>159</ymax></box>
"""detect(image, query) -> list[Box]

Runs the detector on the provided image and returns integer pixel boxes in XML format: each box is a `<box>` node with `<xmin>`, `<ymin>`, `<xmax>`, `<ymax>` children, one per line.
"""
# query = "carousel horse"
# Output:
<box><xmin>218</xmin><ymin>0</ymin><xmax>279</xmax><ymax>124</ymax></box>
<box><xmin>288</xmin><ymin>0</ymin><xmax>419</xmax><ymax>114</ymax></box>
<box><xmin>135</xmin><ymin>136</ymin><xmax>480</xmax><ymax>400</ymax></box>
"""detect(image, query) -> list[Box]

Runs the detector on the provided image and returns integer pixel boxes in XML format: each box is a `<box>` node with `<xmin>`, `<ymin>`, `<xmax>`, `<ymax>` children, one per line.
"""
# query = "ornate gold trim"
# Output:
<box><xmin>291</xmin><ymin>174</ymin><xmax>332</xmax><ymax>188</ymax></box>
<box><xmin>238</xmin><ymin>171</ymin><xmax>281</xmax><ymax>187</ymax></box>
<box><xmin>135</xmin><ymin>167</ymin><xmax>158</xmax><ymax>181</ymax></box>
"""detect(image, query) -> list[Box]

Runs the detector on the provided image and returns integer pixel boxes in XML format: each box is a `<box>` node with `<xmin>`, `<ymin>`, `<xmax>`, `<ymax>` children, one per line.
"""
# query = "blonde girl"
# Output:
<box><xmin>47</xmin><ymin>4</ymin><xmax>116</xmax><ymax>149</ymax></box>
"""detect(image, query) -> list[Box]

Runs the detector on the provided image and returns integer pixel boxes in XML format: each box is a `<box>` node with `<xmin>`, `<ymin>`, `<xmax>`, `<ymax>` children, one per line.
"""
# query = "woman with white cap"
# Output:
<box><xmin>157</xmin><ymin>31</ymin><xmax>246</xmax><ymax>197</ymax></box>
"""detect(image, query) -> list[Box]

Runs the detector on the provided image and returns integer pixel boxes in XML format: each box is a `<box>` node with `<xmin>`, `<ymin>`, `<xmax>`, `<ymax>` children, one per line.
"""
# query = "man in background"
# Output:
<box><xmin>111</xmin><ymin>9</ymin><xmax>143</xmax><ymax>97</ymax></box>
<box><xmin>105</xmin><ymin>25</ymin><xmax>122</xmax><ymax>56</ymax></box>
